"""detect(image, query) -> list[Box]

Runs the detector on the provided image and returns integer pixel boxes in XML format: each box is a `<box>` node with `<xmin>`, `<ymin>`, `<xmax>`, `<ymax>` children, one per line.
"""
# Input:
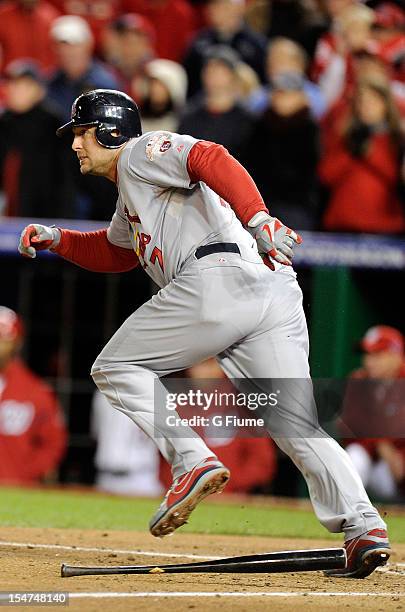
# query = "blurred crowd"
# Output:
<box><xmin>0</xmin><ymin>0</ymin><xmax>404</xmax><ymax>231</ymax></box>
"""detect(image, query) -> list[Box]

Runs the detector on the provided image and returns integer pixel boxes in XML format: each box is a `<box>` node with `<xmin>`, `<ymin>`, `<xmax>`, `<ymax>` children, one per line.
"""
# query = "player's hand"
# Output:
<box><xmin>247</xmin><ymin>212</ymin><xmax>302</xmax><ymax>271</ymax></box>
<box><xmin>18</xmin><ymin>224</ymin><xmax>61</xmax><ymax>259</ymax></box>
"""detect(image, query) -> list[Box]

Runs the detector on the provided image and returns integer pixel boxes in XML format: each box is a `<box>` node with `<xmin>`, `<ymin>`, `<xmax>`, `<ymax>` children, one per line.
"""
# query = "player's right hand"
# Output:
<box><xmin>18</xmin><ymin>224</ymin><xmax>61</xmax><ymax>259</ymax></box>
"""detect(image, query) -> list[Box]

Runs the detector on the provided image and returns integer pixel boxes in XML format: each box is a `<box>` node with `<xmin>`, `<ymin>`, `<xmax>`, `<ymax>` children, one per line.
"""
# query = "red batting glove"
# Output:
<box><xmin>247</xmin><ymin>212</ymin><xmax>302</xmax><ymax>271</ymax></box>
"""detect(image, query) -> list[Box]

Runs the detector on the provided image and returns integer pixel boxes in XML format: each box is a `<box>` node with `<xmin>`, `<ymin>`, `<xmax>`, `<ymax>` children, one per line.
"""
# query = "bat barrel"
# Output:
<box><xmin>61</xmin><ymin>548</ymin><xmax>346</xmax><ymax>577</ymax></box>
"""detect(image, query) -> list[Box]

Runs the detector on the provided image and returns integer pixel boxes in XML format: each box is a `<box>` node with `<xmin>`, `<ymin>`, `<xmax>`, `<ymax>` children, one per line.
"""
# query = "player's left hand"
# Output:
<box><xmin>247</xmin><ymin>212</ymin><xmax>302</xmax><ymax>271</ymax></box>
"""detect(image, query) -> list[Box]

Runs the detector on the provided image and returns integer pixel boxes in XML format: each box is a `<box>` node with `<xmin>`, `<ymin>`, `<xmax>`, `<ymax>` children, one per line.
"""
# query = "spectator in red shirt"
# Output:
<box><xmin>319</xmin><ymin>76</ymin><xmax>405</xmax><ymax>233</ymax></box>
<box><xmin>122</xmin><ymin>0</ymin><xmax>197</xmax><ymax>63</ymax></box>
<box><xmin>311</xmin><ymin>0</ymin><xmax>358</xmax><ymax>84</ymax></box>
<box><xmin>0</xmin><ymin>306</ymin><xmax>67</xmax><ymax>486</ymax></box>
<box><xmin>315</xmin><ymin>4</ymin><xmax>376</xmax><ymax>109</ymax></box>
<box><xmin>0</xmin><ymin>0</ymin><xmax>60</xmax><ymax>74</ymax></box>
<box><xmin>339</xmin><ymin>326</ymin><xmax>405</xmax><ymax>501</ymax></box>
<box><xmin>372</xmin><ymin>2</ymin><xmax>405</xmax><ymax>84</ymax></box>
<box><xmin>47</xmin><ymin>0</ymin><xmax>122</xmax><ymax>52</ymax></box>
<box><xmin>160</xmin><ymin>358</ymin><xmax>277</xmax><ymax>494</ymax></box>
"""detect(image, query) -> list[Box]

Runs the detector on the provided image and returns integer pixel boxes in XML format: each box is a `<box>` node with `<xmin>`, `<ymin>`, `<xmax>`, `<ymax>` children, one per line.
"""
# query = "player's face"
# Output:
<box><xmin>0</xmin><ymin>338</ymin><xmax>19</xmax><ymax>370</ymax></box>
<box><xmin>72</xmin><ymin>126</ymin><xmax>113</xmax><ymax>176</ymax></box>
<box><xmin>362</xmin><ymin>350</ymin><xmax>402</xmax><ymax>378</ymax></box>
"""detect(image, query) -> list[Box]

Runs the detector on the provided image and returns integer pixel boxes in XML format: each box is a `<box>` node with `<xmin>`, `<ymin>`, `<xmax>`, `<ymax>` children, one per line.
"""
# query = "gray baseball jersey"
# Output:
<box><xmin>107</xmin><ymin>130</ymin><xmax>261</xmax><ymax>288</ymax></box>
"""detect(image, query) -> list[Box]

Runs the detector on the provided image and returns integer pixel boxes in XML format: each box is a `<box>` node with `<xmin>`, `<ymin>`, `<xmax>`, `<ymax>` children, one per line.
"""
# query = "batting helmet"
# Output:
<box><xmin>56</xmin><ymin>89</ymin><xmax>142</xmax><ymax>148</ymax></box>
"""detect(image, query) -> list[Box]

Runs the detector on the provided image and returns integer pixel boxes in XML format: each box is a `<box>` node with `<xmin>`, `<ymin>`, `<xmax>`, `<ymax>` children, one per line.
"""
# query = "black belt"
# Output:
<box><xmin>195</xmin><ymin>242</ymin><xmax>240</xmax><ymax>259</ymax></box>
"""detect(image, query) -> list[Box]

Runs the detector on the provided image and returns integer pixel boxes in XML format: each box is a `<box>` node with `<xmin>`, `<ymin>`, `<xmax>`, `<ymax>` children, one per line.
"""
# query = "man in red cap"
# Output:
<box><xmin>339</xmin><ymin>325</ymin><xmax>405</xmax><ymax>501</ymax></box>
<box><xmin>0</xmin><ymin>306</ymin><xmax>67</xmax><ymax>485</ymax></box>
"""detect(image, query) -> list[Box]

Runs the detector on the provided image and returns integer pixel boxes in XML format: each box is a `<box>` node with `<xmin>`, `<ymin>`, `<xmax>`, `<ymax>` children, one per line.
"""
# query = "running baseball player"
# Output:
<box><xmin>19</xmin><ymin>89</ymin><xmax>390</xmax><ymax>578</ymax></box>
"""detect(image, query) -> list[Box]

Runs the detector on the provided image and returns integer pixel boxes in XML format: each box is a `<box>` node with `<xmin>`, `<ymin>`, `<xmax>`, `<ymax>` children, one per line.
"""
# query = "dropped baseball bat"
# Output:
<box><xmin>61</xmin><ymin>547</ymin><xmax>346</xmax><ymax>577</ymax></box>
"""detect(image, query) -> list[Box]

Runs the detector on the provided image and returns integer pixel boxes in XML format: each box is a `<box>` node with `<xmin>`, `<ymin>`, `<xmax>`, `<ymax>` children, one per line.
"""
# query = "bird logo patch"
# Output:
<box><xmin>146</xmin><ymin>133</ymin><xmax>173</xmax><ymax>161</ymax></box>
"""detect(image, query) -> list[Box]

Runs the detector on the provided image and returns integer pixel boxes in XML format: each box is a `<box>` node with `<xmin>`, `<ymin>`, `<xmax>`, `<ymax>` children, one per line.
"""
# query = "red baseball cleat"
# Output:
<box><xmin>325</xmin><ymin>529</ymin><xmax>391</xmax><ymax>578</ymax></box>
<box><xmin>149</xmin><ymin>456</ymin><xmax>230</xmax><ymax>537</ymax></box>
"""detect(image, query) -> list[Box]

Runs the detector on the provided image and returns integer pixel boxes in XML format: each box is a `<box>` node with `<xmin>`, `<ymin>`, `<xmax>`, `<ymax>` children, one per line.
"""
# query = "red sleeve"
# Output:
<box><xmin>54</xmin><ymin>228</ymin><xmax>139</xmax><ymax>273</ymax></box>
<box><xmin>23</xmin><ymin>387</ymin><xmax>67</xmax><ymax>481</ymax></box>
<box><xmin>187</xmin><ymin>140</ymin><xmax>268</xmax><ymax>225</ymax></box>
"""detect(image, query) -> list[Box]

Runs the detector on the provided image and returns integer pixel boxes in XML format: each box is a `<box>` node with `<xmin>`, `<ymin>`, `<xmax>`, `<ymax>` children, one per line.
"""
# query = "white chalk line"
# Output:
<box><xmin>0</xmin><ymin>541</ymin><xmax>213</xmax><ymax>561</ymax></box>
<box><xmin>67</xmin><ymin>591</ymin><xmax>405</xmax><ymax>599</ymax></box>
<box><xmin>1</xmin><ymin>540</ymin><xmax>404</xmax><ymax>576</ymax></box>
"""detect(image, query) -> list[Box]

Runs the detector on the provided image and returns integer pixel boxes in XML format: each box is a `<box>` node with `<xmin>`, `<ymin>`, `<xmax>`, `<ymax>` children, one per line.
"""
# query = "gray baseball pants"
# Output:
<box><xmin>91</xmin><ymin>251</ymin><xmax>386</xmax><ymax>540</ymax></box>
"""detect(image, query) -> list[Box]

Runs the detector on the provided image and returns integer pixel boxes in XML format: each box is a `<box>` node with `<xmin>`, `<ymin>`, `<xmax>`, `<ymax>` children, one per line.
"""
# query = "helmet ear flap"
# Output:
<box><xmin>95</xmin><ymin>124</ymin><xmax>129</xmax><ymax>148</ymax></box>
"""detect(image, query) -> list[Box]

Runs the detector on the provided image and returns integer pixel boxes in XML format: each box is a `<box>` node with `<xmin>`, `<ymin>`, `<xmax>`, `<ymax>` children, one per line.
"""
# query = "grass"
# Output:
<box><xmin>0</xmin><ymin>487</ymin><xmax>404</xmax><ymax>542</ymax></box>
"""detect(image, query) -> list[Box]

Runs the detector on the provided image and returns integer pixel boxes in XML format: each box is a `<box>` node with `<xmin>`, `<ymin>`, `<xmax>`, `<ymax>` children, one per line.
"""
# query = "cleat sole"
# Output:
<box><xmin>150</xmin><ymin>469</ymin><xmax>230</xmax><ymax>538</ymax></box>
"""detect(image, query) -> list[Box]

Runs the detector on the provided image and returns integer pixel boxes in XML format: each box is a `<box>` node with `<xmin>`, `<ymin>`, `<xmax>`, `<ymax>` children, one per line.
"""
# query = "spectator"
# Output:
<box><xmin>234</xmin><ymin>60</ymin><xmax>261</xmax><ymax>105</ymax></box>
<box><xmin>92</xmin><ymin>390</ymin><xmax>162</xmax><ymax>496</ymax></box>
<box><xmin>319</xmin><ymin>76</ymin><xmax>405</xmax><ymax>233</ymax></box>
<box><xmin>178</xmin><ymin>46</ymin><xmax>255</xmax><ymax>163</ymax></box>
<box><xmin>103</xmin><ymin>13</ymin><xmax>155</xmax><ymax>98</ymax></box>
<box><xmin>47</xmin><ymin>15</ymin><xmax>120</xmax><ymax>219</ymax></box>
<box><xmin>248</xmin><ymin>37</ymin><xmax>326</xmax><ymax>120</ymax></box>
<box><xmin>350</xmin><ymin>53</ymin><xmax>405</xmax><ymax>117</ymax></box>
<box><xmin>247</xmin><ymin>71</ymin><xmax>320</xmax><ymax>230</ymax></box>
<box><xmin>160</xmin><ymin>358</ymin><xmax>277</xmax><ymax>495</ymax></box>
<box><xmin>183</xmin><ymin>0</ymin><xmax>267</xmax><ymax>98</ymax></box>
<box><xmin>0</xmin><ymin>306</ymin><xmax>67</xmax><ymax>486</ymax></box>
<box><xmin>371</xmin><ymin>2</ymin><xmax>405</xmax><ymax>83</ymax></box>
<box><xmin>0</xmin><ymin>0</ymin><xmax>59</xmax><ymax>74</ymax></box>
<box><xmin>121</xmin><ymin>0</ymin><xmax>197</xmax><ymax>63</ymax></box>
<box><xmin>311</xmin><ymin>0</ymin><xmax>357</xmax><ymax>84</ymax></box>
<box><xmin>339</xmin><ymin>326</ymin><xmax>405</xmax><ymax>501</ymax></box>
<box><xmin>0</xmin><ymin>60</ymin><xmax>74</xmax><ymax>217</ymax></box>
<box><xmin>261</xmin><ymin>0</ymin><xmax>329</xmax><ymax>59</ymax></box>
<box><xmin>47</xmin><ymin>0</ymin><xmax>122</xmax><ymax>52</ymax></box>
<box><xmin>47</xmin><ymin>15</ymin><xmax>120</xmax><ymax>121</ymax></box>
<box><xmin>140</xmin><ymin>59</ymin><xmax>187</xmax><ymax>133</ymax></box>
<box><xmin>317</xmin><ymin>4</ymin><xmax>376</xmax><ymax>108</ymax></box>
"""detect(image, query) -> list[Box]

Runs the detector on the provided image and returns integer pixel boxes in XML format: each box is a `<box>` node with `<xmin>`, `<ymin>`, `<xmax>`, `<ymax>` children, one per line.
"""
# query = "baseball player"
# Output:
<box><xmin>19</xmin><ymin>89</ymin><xmax>390</xmax><ymax>577</ymax></box>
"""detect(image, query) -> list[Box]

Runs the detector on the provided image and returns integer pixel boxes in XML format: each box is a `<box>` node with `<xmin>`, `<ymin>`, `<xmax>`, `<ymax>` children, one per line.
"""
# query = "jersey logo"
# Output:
<box><xmin>137</xmin><ymin>232</ymin><xmax>151</xmax><ymax>261</ymax></box>
<box><xmin>150</xmin><ymin>246</ymin><xmax>164</xmax><ymax>272</ymax></box>
<box><xmin>146</xmin><ymin>132</ymin><xmax>172</xmax><ymax>161</ymax></box>
<box><xmin>124</xmin><ymin>205</ymin><xmax>140</xmax><ymax>224</ymax></box>
<box><xmin>133</xmin><ymin>231</ymin><xmax>164</xmax><ymax>273</ymax></box>
<box><xmin>159</xmin><ymin>140</ymin><xmax>171</xmax><ymax>153</ymax></box>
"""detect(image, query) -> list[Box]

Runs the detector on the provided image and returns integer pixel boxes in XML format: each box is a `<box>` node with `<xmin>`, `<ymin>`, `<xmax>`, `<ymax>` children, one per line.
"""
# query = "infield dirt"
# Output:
<box><xmin>1</xmin><ymin>527</ymin><xmax>404</xmax><ymax>611</ymax></box>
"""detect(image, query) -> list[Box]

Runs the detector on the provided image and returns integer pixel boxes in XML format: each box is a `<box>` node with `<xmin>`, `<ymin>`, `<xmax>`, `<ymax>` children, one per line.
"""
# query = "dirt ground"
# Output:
<box><xmin>0</xmin><ymin>527</ymin><xmax>404</xmax><ymax>611</ymax></box>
